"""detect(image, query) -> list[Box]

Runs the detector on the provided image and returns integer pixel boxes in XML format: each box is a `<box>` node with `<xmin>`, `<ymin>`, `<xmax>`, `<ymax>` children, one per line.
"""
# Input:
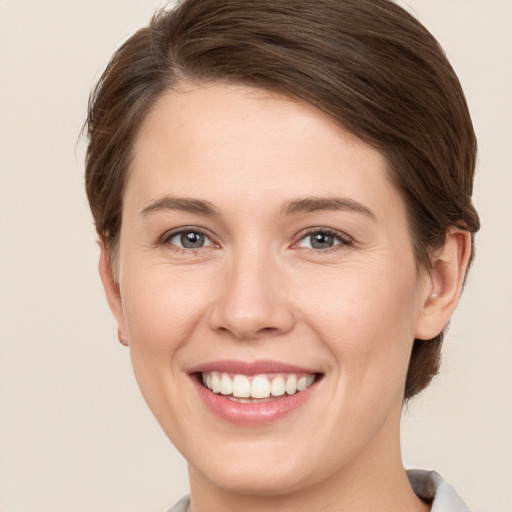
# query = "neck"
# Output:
<box><xmin>189</xmin><ymin>468</ymin><xmax>428</xmax><ymax>512</ymax></box>
<box><xmin>187</xmin><ymin>406</ymin><xmax>430</xmax><ymax>512</ymax></box>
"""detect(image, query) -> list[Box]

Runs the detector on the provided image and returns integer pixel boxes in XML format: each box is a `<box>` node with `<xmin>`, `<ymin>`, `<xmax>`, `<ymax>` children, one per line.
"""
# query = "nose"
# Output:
<box><xmin>208</xmin><ymin>249</ymin><xmax>295</xmax><ymax>340</ymax></box>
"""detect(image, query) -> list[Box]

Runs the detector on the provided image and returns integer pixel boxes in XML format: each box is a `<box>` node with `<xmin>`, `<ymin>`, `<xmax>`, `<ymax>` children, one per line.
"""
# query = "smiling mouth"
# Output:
<box><xmin>198</xmin><ymin>371</ymin><xmax>318</xmax><ymax>402</ymax></box>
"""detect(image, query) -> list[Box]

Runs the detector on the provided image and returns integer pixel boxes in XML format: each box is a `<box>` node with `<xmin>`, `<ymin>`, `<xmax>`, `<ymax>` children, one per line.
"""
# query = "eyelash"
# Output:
<box><xmin>159</xmin><ymin>227</ymin><xmax>353</xmax><ymax>254</ymax></box>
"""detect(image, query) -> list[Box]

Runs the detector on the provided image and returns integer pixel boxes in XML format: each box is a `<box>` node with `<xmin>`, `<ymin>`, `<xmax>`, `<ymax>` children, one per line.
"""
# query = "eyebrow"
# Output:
<box><xmin>140</xmin><ymin>195</ymin><xmax>376</xmax><ymax>220</ymax></box>
<box><xmin>281</xmin><ymin>196</ymin><xmax>376</xmax><ymax>220</ymax></box>
<box><xmin>140</xmin><ymin>196</ymin><xmax>220</xmax><ymax>217</ymax></box>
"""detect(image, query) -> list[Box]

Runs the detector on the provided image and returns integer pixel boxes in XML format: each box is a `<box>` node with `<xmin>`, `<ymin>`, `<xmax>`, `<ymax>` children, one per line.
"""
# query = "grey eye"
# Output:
<box><xmin>296</xmin><ymin>230</ymin><xmax>350</xmax><ymax>250</ymax></box>
<box><xmin>168</xmin><ymin>230</ymin><xmax>212</xmax><ymax>249</ymax></box>
<box><xmin>308</xmin><ymin>232</ymin><xmax>337</xmax><ymax>249</ymax></box>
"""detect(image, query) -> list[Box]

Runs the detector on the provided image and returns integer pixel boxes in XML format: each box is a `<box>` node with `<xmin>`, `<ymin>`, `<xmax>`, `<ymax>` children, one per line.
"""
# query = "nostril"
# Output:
<box><xmin>258</xmin><ymin>326</ymin><xmax>279</xmax><ymax>333</ymax></box>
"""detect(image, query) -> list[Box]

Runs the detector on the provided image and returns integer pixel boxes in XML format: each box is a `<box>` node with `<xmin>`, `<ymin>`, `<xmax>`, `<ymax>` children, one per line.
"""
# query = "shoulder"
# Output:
<box><xmin>167</xmin><ymin>495</ymin><xmax>190</xmax><ymax>512</ymax></box>
<box><xmin>407</xmin><ymin>469</ymin><xmax>471</xmax><ymax>512</ymax></box>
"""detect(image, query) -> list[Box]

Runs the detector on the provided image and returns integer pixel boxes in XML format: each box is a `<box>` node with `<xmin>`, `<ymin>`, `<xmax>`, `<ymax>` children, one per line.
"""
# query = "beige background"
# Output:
<box><xmin>0</xmin><ymin>1</ymin><xmax>510</xmax><ymax>511</ymax></box>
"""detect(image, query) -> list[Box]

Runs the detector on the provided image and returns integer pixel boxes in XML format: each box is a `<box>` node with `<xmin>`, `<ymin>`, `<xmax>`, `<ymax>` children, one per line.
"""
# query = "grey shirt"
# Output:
<box><xmin>167</xmin><ymin>470</ymin><xmax>470</xmax><ymax>512</ymax></box>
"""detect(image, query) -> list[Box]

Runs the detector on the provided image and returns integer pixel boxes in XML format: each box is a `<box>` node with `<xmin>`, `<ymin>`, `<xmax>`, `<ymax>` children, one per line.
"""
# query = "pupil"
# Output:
<box><xmin>311</xmin><ymin>232</ymin><xmax>334</xmax><ymax>249</ymax></box>
<box><xmin>181</xmin><ymin>231</ymin><xmax>204</xmax><ymax>248</ymax></box>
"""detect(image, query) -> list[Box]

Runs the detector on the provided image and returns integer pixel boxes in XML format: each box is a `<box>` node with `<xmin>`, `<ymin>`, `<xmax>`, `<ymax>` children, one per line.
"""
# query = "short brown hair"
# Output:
<box><xmin>85</xmin><ymin>0</ymin><xmax>480</xmax><ymax>399</ymax></box>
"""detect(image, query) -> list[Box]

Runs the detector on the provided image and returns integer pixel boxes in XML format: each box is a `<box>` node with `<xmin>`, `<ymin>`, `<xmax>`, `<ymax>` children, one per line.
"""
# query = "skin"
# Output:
<box><xmin>99</xmin><ymin>83</ymin><xmax>471</xmax><ymax>512</ymax></box>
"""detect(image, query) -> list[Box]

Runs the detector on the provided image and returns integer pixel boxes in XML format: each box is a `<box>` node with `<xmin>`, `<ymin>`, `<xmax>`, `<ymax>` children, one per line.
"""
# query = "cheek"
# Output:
<box><xmin>118</xmin><ymin>266</ymin><xmax>215</xmax><ymax>434</ymax></box>
<box><xmin>120</xmin><ymin>266</ymin><xmax>212</xmax><ymax>357</ymax></box>
<box><xmin>117</xmin><ymin>266</ymin><xmax>214</xmax><ymax>422</ymax></box>
<box><xmin>296</xmin><ymin>261</ymin><xmax>420</xmax><ymax>386</ymax></box>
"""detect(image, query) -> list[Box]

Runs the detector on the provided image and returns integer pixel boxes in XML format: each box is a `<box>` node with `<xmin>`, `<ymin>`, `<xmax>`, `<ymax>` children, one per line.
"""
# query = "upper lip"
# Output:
<box><xmin>187</xmin><ymin>359</ymin><xmax>320</xmax><ymax>376</ymax></box>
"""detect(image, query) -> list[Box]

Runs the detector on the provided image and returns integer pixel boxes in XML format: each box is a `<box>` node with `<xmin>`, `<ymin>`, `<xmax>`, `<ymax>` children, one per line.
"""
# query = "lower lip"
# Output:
<box><xmin>191</xmin><ymin>376</ymin><xmax>318</xmax><ymax>426</ymax></box>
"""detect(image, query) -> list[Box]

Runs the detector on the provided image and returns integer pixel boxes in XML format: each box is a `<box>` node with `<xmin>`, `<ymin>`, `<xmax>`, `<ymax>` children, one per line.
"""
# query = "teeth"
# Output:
<box><xmin>270</xmin><ymin>375</ymin><xmax>286</xmax><ymax>397</ymax></box>
<box><xmin>297</xmin><ymin>376</ymin><xmax>308</xmax><ymax>391</ymax></box>
<box><xmin>285</xmin><ymin>374</ymin><xmax>297</xmax><ymax>395</ymax></box>
<box><xmin>220</xmin><ymin>373</ymin><xmax>233</xmax><ymax>395</ymax></box>
<box><xmin>232</xmin><ymin>374</ymin><xmax>251</xmax><ymax>398</ymax></box>
<box><xmin>202</xmin><ymin>371</ymin><xmax>316</xmax><ymax>399</ymax></box>
<box><xmin>211</xmin><ymin>372</ymin><xmax>221</xmax><ymax>393</ymax></box>
<box><xmin>251</xmin><ymin>375</ymin><xmax>270</xmax><ymax>398</ymax></box>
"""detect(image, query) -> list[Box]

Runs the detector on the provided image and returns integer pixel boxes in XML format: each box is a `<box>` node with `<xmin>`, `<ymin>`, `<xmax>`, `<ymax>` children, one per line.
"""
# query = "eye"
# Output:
<box><xmin>164</xmin><ymin>229</ymin><xmax>214</xmax><ymax>249</ymax></box>
<box><xmin>295</xmin><ymin>229</ymin><xmax>351</xmax><ymax>250</ymax></box>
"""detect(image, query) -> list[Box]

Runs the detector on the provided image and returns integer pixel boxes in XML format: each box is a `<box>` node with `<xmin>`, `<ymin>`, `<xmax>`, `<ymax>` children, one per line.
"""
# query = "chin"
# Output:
<box><xmin>184</xmin><ymin>432</ymin><xmax>339</xmax><ymax>499</ymax></box>
<box><xmin>196</xmin><ymin>459</ymin><xmax>316</xmax><ymax>497</ymax></box>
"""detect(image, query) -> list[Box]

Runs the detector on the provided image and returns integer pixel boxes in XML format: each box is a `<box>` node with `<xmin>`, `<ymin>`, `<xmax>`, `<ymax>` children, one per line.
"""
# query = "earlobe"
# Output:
<box><xmin>414</xmin><ymin>228</ymin><xmax>472</xmax><ymax>341</ymax></box>
<box><xmin>98</xmin><ymin>242</ymin><xmax>128</xmax><ymax>346</ymax></box>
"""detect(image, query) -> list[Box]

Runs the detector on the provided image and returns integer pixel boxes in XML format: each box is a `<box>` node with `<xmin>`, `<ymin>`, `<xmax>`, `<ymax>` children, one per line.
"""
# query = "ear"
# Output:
<box><xmin>414</xmin><ymin>228</ymin><xmax>472</xmax><ymax>340</ymax></box>
<box><xmin>98</xmin><ymin>242</ymin><xmax>128</xmax><ymax>346</ymax></box>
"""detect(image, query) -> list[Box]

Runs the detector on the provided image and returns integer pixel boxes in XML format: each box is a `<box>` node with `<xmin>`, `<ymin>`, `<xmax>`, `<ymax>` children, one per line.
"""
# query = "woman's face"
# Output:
<box><xmin>106</xmin><ymin>84</ymin><xmax>433</xmax><ymax>495</ymax></box>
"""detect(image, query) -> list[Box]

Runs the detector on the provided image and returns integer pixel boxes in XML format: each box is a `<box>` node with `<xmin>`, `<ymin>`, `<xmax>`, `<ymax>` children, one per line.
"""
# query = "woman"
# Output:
<box><xmin>85</xmin><ymin>0</ymin><xmax>479</xmax><ymax>510</ymax></box>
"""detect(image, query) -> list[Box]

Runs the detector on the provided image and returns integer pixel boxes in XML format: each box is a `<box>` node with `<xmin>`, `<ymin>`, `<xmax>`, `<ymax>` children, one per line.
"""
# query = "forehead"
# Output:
<box><xmin>127</xmin><ymin>83</ymin><xmax>404</xmax><ymax>222</ymax></box>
